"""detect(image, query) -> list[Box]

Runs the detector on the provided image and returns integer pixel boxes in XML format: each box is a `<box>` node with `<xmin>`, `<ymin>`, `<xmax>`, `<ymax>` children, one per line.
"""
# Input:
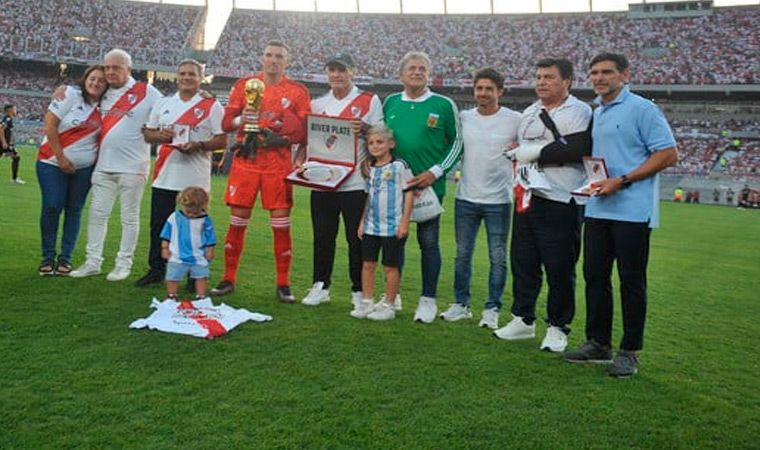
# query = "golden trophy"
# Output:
<box><xmin>238</xmin><ymin>78</ymin><xmax>265</xmax><ymax>157</ymax></box>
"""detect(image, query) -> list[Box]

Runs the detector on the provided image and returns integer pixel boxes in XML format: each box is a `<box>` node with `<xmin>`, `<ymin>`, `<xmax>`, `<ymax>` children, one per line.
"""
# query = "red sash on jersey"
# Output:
<box><xmin>178</xmin><ymin>301</ymin><xmax>227</xmax><ymax>339</ymax></box>
<box><xmin>338</xmin><ymin>91</ymin><xmax>374</xmax><ymax>119</ymax></box>
<box><xmin>37</xmin><ymin>107</ymin><xmax>102</xmax><ymax>161</ymax></box>
<box><xmin>152</xmin><ymin>97</ymin><xmax>216</xmax><ymax>182</ymax></box>
<box><xmin>99</xmin><ymin>82</ymin><xmax>148</xmax><ymax>146</ymax></box>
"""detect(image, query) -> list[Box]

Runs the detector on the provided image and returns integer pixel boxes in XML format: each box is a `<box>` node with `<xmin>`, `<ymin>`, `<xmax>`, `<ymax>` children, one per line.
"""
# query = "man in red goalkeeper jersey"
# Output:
<box><xmin>210</xmin><ymin>40</ymin><xmax>310</xmax><ymax>302</ymax></box>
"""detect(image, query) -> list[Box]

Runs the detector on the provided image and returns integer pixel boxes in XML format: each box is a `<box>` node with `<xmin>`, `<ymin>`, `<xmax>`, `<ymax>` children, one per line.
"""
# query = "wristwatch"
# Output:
<box><xmin>620</xmin><ymin>174</ymin><xmax>632</xmax><ymax>189</ymax></box>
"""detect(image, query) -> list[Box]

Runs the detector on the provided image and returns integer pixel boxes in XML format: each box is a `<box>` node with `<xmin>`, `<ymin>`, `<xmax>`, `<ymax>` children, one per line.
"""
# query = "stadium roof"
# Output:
<box><xmin>129</xmin><ymin>0</ymin><xmax>759</xmax><ymax>14</ymax></box>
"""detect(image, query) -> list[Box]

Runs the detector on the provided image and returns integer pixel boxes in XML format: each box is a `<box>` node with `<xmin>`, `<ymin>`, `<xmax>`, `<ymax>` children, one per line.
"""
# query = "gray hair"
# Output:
<box><xmin>366</xmin><ymin>123</ymin><xmax>394</xmax><ymax>141</ymax></box>
<box><xmin>178</xmin><ymin>58</ymin><xmax>204</xmax><ymax>77</ymax></box>
<box><xmin>398</xmin><ymin>51</ymin><xmax>431</xmax><ymax>76</ymax></box>
<box><xmin>104</xmin><ymin>48</ymin><xmax>132</xmax><ymax>68</ymax></box>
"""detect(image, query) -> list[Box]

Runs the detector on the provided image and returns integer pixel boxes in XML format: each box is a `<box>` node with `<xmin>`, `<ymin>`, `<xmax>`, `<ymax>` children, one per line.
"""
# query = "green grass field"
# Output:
<box><xmin>2</xmin><ymin>149</ymin><xmax>759</xmax><ymax>449</ymax></box>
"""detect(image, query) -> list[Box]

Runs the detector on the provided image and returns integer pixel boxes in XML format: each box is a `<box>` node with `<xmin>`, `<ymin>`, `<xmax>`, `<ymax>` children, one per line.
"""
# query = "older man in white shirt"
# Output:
<box><xmin>71</xmin><ymin>49</ymin><xmax>163</xmax><ymax>281</ymax></box>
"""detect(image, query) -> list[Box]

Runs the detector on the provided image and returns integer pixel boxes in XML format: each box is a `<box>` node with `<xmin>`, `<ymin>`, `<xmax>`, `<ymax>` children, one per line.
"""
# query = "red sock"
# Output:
<box><xmin>223</xmin><ymin>215</ymin><xmax>249</xmax><ymax>283</ymax></box>
<box><xmin>271</xmin><ymin>216</ymin><xmax>291</xmax><ymax>287</ymax></box>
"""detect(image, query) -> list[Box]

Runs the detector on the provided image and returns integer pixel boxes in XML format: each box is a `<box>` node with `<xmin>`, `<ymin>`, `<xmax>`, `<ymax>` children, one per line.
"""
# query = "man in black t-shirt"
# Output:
<box><xmin>0</xmin><ymin>104</ymin><xmax>25</xmax><ymax>184</ymax></box>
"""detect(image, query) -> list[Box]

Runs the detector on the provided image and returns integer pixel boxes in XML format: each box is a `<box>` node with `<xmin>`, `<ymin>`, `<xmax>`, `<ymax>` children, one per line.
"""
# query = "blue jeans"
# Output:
<box><xmin>416</xmin><ymin>215</ymin><xmax>441</xmax><ymax>298</ymax></box>
<box><xmin>453</xmin><ymin>199</ymin><xmax>510</xmax><ymax>310</ymax></box>
<box><xmin>36</xmin><ymin>162</ymin><xmax>94</xmax><ymax>262</ymax></box>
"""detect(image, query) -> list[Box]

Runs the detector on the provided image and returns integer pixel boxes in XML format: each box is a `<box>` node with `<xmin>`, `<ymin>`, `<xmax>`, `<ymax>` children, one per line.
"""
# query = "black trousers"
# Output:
<box><xmin>310</xmin><ymin>189</ymin><xmax>365</xmax><ymax>292</ymax></box>
<box><xmin>583</xmin><ymin>218</ymin><xmax>651</xmax><ymax>351</ymax></box>
<box><xmin>148</xmin><ymin>187</ymin><xmax>179</xmax><ymax>272</ymax></box>
<box><xmin>511</xmin><ymin>196</ymin><xmax>582</xmax><ymax>329</ymax></box>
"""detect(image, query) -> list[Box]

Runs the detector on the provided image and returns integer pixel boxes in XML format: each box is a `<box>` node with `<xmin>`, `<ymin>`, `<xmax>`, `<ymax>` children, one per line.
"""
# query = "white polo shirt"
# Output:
<box><xmin>517</xmin><ymin>95</ymin><xmax>592</xmax><ymax>204</ymax></box>
<box><xmin>148</xmin><ymin>92</ymin><xmax>224</xmax><ymax>192</ymax></box>
<box><xmin>457</xmin><ymin>106</ymin><xmax>521</xmax><ymax>204</ymax></box>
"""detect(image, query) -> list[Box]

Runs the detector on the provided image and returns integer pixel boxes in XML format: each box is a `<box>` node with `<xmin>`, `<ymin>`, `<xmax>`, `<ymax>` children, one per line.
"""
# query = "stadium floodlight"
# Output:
<box><xmin>70</xmin><ymin>26</ymin><xmax>92</xmax><ymax>43</ymax></box>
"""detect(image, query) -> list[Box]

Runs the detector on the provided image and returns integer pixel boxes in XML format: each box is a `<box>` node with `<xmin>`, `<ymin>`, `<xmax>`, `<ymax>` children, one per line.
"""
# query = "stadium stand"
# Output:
<box><xmin>1</xmin><ymin>2</ymin><xmax>757</xmax><ymax>194</ymax></box>
<box><xmin>208</xmin><ymin>8</ymin><xmax>760</xmax><ymax>85</ymax></box>
<box><xmin>0</xmin><ymin>0</ymin><xmax>202</xmax><ymax>67</ymax></box>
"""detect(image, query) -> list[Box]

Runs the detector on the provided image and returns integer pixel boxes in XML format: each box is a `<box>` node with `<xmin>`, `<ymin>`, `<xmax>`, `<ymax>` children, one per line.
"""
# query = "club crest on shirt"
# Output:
<box><xmin>351</xmin><ymin>106</ymin><xmax>362</xmax><ymax>118</ymax></box>
<box><xmin>325</xmin><ymin>134</ymin><xmax>338</xmax><ymax>150</ymax></box>
<box><xmin>228</xmin><ymin>185</ymin><xmax>237</xmax><ymax>197</ymax></box>
<box><xmin>281</xmin><ymin>97</ymin><xmax>291</xmax><ymax>109</ymax></box>
<box><xmin>194</xmin><ymin>108</ymin><xmax>205</xmax><ymax>119</ymax></box>
<box><xmin>128</xmin><ymin>94</ymin><xmax>137</xmax><ymax>104</ymax></box>
<box><xmin>382</xmin><ymin>169</ymin><xmax>393</xmax><ymax>180</ymax></box>
<box><xmin>426</xmin><ymin>113</ymin><xmax>439</xmax><ymax>128</ymax></box>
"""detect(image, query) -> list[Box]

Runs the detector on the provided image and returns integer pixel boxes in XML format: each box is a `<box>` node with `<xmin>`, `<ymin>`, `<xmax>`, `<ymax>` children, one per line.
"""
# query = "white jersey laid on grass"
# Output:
<box><xmin>129</xmin><ymin>297</ymin><xmax>272</xmax><ymax>339</ymax></box>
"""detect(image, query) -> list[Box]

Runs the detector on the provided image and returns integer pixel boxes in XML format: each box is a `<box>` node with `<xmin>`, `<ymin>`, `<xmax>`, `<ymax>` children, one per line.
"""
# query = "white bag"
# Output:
<box><xmin>410</xmin><ymin>187</ymin><xmax>444</xmax><ymax>223</ymax></box>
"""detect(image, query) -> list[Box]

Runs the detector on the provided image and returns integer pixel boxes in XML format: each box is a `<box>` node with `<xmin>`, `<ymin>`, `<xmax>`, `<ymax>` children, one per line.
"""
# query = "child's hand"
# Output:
<box><xmin>396</xmin><ymin>223</ymin><xmax>408</xmax><ymax>239</ymax></box>
<box><xmin>205</xmin><ymin>247</ymin><xmax>214</xmax><ymax>261</ymax></box>
<box><xmin>161</xmin><ymin>248</ymin><xmax>170</xmax><ymax>260</ymax></box>
<box><xmin>357</xmin><ymin>223</ymin><xmax>364</xmax><ymax>240</ymax></box>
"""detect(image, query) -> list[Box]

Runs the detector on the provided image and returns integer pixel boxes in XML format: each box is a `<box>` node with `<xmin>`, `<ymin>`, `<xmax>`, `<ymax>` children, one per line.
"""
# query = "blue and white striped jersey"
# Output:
<box><xmin>363</xmin><ymin>159</ymin><xmax>413</xmax><ymax>237</ymax></box>
<box><xmin>160</xmin><ymin>211</ymin><xmax>216</xmax><ymax>266</ymax></box>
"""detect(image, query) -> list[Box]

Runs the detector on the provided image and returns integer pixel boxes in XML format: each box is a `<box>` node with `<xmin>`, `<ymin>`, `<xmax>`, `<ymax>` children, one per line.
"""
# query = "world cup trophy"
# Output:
<box><xmin>238</xmin><ymin>78</ymin><xmax>265</xmax><ymax>157</ymax></box>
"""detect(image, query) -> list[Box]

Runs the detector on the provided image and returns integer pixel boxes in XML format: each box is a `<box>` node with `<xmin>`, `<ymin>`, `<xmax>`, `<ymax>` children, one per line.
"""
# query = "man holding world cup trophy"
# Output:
<box><xmin>211</xmin><ymin>40</ymin><xmax>311</xmax><ymax>302</ymax></box>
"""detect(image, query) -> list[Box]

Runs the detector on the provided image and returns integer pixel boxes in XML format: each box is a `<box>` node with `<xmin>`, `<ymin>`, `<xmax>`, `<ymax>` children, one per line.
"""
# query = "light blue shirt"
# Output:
<box><xmin>585</xmin><ymin>85</ymin><xmax>676</xmax><ymax>228</ymax></box>
<box><xmin>160</xmin><ymin>211</ymin><xmax>216</xmax><ymax>266</ymax></box>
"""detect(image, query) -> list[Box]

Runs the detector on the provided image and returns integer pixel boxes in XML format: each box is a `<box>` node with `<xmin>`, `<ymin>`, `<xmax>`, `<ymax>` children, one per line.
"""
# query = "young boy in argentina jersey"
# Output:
<box><xmin>160</xmin><ymin>187</ymin><xmax>216</xmax><ymax>300</ymax></box>
<box><xmin>353</xmin><ymin>125</ymin><xmax>414</xmax><ymax>321</ymax></box>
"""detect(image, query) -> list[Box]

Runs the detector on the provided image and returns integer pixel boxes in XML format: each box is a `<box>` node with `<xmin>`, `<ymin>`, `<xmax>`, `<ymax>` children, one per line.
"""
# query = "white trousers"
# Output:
<box><xmin>84</xmin><ymin>171</ymin><xmax>147</xmax><ymax>269</ymax></box>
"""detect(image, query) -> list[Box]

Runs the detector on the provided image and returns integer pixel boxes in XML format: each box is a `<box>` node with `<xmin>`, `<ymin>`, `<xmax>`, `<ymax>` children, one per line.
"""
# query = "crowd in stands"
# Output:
<box><xmin>209</xmin><ymin>8</ymin><xmax>760</xmax><ymax>85</ymax></box>
<box><xmin>0</xmin><ymin>65</ymin><xmax>69</xmax><ymax>92</ymax></box>
<box><xmin>0</xmin><ymin>0</ymin><xmax>200</xmax><ymax>66</ymax></box>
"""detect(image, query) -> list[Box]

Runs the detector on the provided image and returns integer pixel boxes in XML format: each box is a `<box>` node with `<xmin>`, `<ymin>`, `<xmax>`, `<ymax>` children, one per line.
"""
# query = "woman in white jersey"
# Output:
<box><xmin>36</xmin><ymin>65</ymin><xmax>107</xmax><ymax>276</ymax></box>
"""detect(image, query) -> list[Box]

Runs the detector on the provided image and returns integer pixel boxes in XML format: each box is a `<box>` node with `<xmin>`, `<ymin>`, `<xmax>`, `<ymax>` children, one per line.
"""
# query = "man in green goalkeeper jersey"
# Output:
<box><xmin>383</xmin><ymin>51</ymin><xmax>463</xmax><ymax>324</ymax></box>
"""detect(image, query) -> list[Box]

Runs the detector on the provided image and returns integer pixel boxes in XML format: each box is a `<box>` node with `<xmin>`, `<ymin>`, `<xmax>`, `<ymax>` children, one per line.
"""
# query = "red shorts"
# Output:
<box><xmin>225</xmin><ymin>159</ymin><xmax>293</xmax><ymax>210</ymax></box>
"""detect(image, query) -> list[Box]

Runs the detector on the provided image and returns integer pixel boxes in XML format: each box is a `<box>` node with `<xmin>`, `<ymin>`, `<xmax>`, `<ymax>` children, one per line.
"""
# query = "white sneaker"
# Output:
<box><xmin>478</xmin><ymin>307</ymin><xmax>500</xmax><ymax>330</ymax></box>
<box><xmin>540</xmin><ymin>326</ymin><xmax>568</xmax><ymax>352</ymax></box>
<box><xmin>393</xmin><ymin>293</ymin><xmax>402</xmax><ymax>311</ymax></box>
<box><xmin>70</xmin><ymin>261</ymin><xmax>101</xmax><ymax>278</ymax></box>
<box><xmin>351</xmin><ymin>291</ymin><xmax>363</xmax><ymax>309</ymax></box>
<box><xmin>413</xmin><ymin>296</ymin><xmax>437</xmax><ymax>324</ymax></box>
<box><xmin>301</xmin><ymin>281</ymin><xmax>330</xmax><ymax>306</ymax></box>
<box><xmin>367</xmin><ymin>301</ymin><xmax>396</xmax><ymax>321</ymax></box>
<box><xmin>350</xmin><ymin>299</ymin><xmax>375</xmax><ymax>319</ymax></box>
<box><xmin>493</xmin><ymin>315</ymin><xmax>535</xmax><ymax>340</ymax></box>
<box><xmin>378</xmin><ymin>293</ymin><xmax>403</xmax><ymax>311</ymax></box>
<box><xmin>439</xmin><ymin>303</ymin><xmax>473</xmax><ymax>322</ymax></box>
<box><xmin>106</xmin><ymin>264</ymin><xmax>131</xmax><ymax>281</ymax></box>
<box><xmin>12</xmin><ymin>178</ymin><xmax>26</xmax><ymax>184</ymax></box>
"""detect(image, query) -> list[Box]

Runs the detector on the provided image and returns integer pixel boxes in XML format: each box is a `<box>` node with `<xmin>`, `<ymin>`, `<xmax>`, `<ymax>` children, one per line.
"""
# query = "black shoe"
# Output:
<box><xmin>134</xmin><ymin>269</ymin><xmax>164</xmax><ymax>287</ymax></box>
<box><xmin>277</xmin><ymin>285</ymin><xmax>295</xmax><ymax>304</ymax></box>
<box><xmin>608</xmin><ymin>350</ymin><xmax>639</xmax><ymax>378</ymax></box>
<box><xmin>210</xmin><ymin>280</ymin><xmax>235</xmax><ymax>296</ymax></box>
<box><xmin>563</xmin><ymin>340</ymin><xmax>613</xmax><ymax>364</ymax></box>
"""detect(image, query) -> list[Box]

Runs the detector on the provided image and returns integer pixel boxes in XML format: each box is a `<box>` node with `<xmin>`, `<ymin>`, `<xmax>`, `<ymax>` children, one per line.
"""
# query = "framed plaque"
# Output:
<box><xmin>571</xmin><ymin>156</ymin><xmax>610</xmax><ymax>196</ymax></box>
<box><xmin>286</xmin><ymin>114</ymin><xmax>358</xmax><ymax>190</ymax></box>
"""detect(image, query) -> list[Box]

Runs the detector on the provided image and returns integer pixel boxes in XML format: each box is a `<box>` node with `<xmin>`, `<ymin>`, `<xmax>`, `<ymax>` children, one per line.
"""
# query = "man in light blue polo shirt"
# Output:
<box><xmin>563</xmin><ymin>53</ymin><xmax>678</xmax><ymax>378</ymax></box>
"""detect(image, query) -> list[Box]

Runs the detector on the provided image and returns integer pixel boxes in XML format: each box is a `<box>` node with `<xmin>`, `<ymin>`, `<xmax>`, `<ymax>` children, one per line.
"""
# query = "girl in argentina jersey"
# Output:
<box><xmin>354</xmin><ymin>125</ymin><xmax>413</xmax><ymax>321</ymax></box>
